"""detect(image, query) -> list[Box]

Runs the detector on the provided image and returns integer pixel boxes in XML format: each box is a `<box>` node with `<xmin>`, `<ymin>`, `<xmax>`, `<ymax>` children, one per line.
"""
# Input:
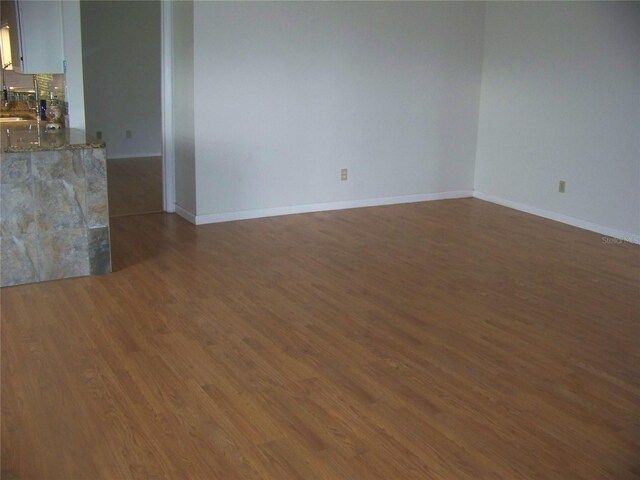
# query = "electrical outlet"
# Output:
<box><xmin>126</xmin><ymin>130</ymin><xmax>132</xmax><ymax>139</ymax></box>
<box><xmin>96</xmin><ymin>131</ymin><xmax>102</xmax><ymax>140</ymax></box>
<box><xmin>341</xmin><ymin>168</ymin><xmax>348</xmax><ymax>181</ymax></box>
<box><xmin>559</xmin><ymin>180</ymin><xmax>566</xmax><ymax>193</ymax></box>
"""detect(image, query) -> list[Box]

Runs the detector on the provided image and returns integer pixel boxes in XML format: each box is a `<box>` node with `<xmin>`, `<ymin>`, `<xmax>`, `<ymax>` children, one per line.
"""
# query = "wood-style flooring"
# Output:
<box><xmin>2</xmin><ymin>198</ymin><xmax>639</xmax><ymax>479</ymax></box>
<box><xmin>107</xmin><ymin>156</ymin><xmax>163</xmax><ymax>217</ymax></box>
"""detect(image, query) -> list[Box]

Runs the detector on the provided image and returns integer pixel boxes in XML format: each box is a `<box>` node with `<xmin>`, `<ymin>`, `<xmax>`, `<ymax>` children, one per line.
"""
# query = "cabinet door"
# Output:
<box><xmin>17</xmin><ymin>0</ymin><xmax>64</xmax><ymax>73</ymax></box>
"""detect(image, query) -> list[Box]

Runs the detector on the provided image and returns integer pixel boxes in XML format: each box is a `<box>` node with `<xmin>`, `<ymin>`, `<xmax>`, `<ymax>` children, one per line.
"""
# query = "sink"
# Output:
<box><xmin>0</xmin><ymin>116</ymin><xmax>34</xmax><ymax>123</ymax></box>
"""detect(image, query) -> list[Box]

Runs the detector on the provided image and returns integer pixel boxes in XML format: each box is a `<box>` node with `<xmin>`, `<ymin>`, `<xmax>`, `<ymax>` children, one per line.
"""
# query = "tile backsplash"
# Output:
<box><xmin>2</xmin><ymin>71</ymin><xmax>65</xmax><ymax>103</ymax></box>
<box><xmin>33</xmin><ymin>73</ymin><xmax>66</xmax><ymax>103</ymax></box>
<box><xmin>2</xmin><ymin>71</ymin><xmax>67</xmax><ymax>117</ymax></box>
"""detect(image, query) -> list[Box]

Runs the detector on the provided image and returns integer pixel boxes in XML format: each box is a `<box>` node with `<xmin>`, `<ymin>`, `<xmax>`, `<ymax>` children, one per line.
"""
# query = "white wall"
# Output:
<box><xmin>62</xmin><ymin>0</ymin><xmax>85</xmax><ymax>130</ymax></box>
<box><xmin>81</xmin><ymin>0</ymin><xmax>161</xmax><ymax>158</ymax></box>
<box><xmin>172</xmin><ymin>0</ymin><xmax>196</xmax><ymax>215</ymax></box>
<box><xmin>475</xmin><ymin>2</ymin><xmax>640</xmax><ymax>237</ymax></box>
<box><xmin>192</xmin><ymin>2</ymin><xmax>485</xmax><ymax>218</ymax></box>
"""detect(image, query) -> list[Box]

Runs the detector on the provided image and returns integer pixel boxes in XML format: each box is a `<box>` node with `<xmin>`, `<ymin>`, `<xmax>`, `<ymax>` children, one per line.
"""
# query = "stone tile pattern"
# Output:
<box><xmin>1</xmin><ymin>148</ymin><xmax>111</xmax><ymax>287</ymax></box>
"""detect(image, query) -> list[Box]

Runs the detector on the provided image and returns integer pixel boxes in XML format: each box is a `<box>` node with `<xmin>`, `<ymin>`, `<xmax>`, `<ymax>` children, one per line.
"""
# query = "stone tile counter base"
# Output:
<box><xmin>1</xmin><ymin>147</ymin><xmax>111</xmax><ymax>287</ymax></box>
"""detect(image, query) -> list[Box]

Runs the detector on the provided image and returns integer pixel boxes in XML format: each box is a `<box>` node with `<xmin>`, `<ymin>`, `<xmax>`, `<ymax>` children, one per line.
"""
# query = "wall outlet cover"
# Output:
<box><xmin>559</xmin><ymin>180</ymin><xmax>566</xmax><ymax>193</ymax></box>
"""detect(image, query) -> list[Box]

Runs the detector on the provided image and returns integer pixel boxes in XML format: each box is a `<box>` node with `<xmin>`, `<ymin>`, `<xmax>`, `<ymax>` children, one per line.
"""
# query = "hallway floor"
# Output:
<box><xmin>107</xmin><ymin>156</ymin><xmax>163</xmax><ymax>217</ymax></box>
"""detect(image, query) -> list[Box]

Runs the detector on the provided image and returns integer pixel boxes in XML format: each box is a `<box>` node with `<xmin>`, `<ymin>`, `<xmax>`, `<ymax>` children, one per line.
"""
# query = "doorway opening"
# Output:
<box><xmin>80</xmin><ymin>0</ymin><xmax>164</xmax><ymax>217</ymax></box>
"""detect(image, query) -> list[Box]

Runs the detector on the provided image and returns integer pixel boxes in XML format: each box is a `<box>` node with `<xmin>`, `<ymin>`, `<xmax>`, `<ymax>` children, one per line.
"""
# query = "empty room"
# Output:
<box><xmin>1</xmin><ymin>1</ymin><xmax>639</xmax><ymax>479</ymax></box>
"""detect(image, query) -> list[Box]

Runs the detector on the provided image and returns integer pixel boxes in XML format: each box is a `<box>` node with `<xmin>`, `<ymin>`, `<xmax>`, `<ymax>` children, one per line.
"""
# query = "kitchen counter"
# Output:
<box><xmin>1</xmin><ymin>122</ymin><xmax>105</xmax><ymax>152</ymax></box>
<box><xmin>1</xmin><ymin>126</ymin><xmax>111</xmax><ymax>287</ymax></box>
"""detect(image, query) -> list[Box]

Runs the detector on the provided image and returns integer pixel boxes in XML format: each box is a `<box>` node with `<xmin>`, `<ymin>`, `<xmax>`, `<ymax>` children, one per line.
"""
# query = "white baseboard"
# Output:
<box><xmin>175</xmin><ymin>190</ymin><xmax>639</xmax><ymax>244</ymax></box>
<box><xmin>175</xmin><ymin>204</ymin><xmax>196</xmax><ymax>224</ymax></box>
<box><xmin>184</xmin><ymin>190</ymin><xmax>473</xmax><ymax>226</ymax></box>
<box><xmin>473</xmin><ymin>191</ymin><xmax>639</xmax><ymax>244</ymax></box>
<box><xmin>107</xmin><ymin>152</ymin><xmax>162</xmax><ymax>160</ymax></box>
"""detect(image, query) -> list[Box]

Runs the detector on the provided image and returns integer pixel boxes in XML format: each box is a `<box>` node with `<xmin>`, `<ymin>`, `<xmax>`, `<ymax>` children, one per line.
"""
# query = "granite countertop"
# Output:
<box><xmin>1</xmin><ymin>122</ymin><xmax>105</xmax><ymax>152</ymax></box>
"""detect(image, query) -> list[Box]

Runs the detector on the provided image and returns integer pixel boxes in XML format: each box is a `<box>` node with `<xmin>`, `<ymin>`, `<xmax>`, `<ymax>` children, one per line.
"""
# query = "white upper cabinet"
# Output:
<box><xmin>14</xmin><ymin>0</ymin><xmax>64</xmax><ymax>73</ymax></box>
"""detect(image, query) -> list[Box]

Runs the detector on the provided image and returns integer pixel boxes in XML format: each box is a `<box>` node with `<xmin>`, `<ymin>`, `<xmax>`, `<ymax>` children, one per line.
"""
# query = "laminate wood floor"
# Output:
<box><xmin>107</xmin><ymin>156</ymin><xmax>163</xmax><ymax>217</ymax></box>
<box><xmin>2</xmin><ymin>199</ymin><xmax>639</xmax><ymax>480</ymax></box>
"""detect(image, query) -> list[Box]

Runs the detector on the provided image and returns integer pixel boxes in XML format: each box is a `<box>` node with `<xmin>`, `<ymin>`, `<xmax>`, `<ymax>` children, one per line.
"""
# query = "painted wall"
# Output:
<box><xmin>62</xmin><ymin>0</ymin><xmax>85</xmax><ymax>130</ymax></box>
<box><xmin>475</xmin><ymin>2</ymin><xmax>640</xmax><ymax>237</ymax></box>
<box><xmin>172</xmin><ymin>0</ymin><xmax>196</xmax><ymax>215</ymax></box>
<box><xmin>80</xmin><ymin>0</ymin><xmax>161</xmax><ymax>158</ymax></box>
<box><xmin>192</xmin><ymin>2</ymin><xmax>485</xmax><ymax>217</ymax></box>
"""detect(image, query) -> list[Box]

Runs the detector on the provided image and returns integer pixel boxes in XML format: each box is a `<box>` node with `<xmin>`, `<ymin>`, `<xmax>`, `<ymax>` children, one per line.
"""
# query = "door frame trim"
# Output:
<box><xmin>160</xmin><ymin>0</ymin><xmax>175</xmax><ymax>213</ymax></box>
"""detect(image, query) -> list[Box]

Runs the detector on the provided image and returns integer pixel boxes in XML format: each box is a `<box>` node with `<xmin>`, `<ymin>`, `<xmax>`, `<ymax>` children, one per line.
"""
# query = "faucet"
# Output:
<box><xmin>31</xmin><ymin>76</ymin><xmax>40</xmax><ymax>122</ymax></box>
